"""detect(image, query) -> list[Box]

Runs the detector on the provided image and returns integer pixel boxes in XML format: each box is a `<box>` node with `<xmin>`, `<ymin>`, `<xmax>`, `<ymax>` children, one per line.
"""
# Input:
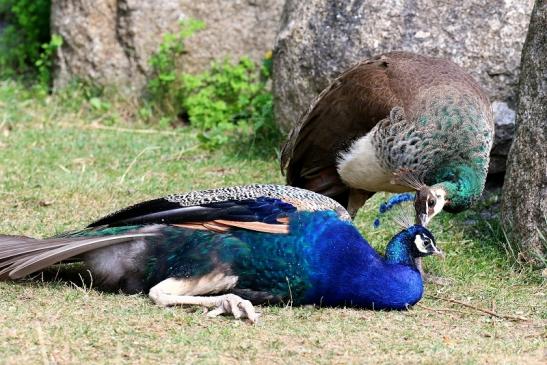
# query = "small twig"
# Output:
<box><xmin>87</xmin><ymin>269</ymin><xmax>94</xmax><ymax>292</ymax></box>
<box><xmin>285</xmin><ymin>276</ymin><xmax>293</xmax><ymax>308</ymax></box>
<box><xmin>58</xmin><ymin>164</ymin><xmax>70</xmax><ymax>173</ymax></box>
<box><xmin>119</xmin><ymin>146</ymin><xmax>160</xmax><ymax>184</ymax></box>
<box><xmin>426</xmin><ymin>295</ymin><xmax>530</xmax><ymax>322</ymax></box>
<box><xmin>163</xmin><ymin>144</ymin><xmax>200</xmax><ymax>161</ymax></box>
<box><xmin>35</xmin><ymin>322</ymin><xmax>49</xmax><ymax>364</ymax></box>
<box><xmin>417</xmin><ymin>303</ymin><xmax>471</xmax><ymax>316</ymax></box>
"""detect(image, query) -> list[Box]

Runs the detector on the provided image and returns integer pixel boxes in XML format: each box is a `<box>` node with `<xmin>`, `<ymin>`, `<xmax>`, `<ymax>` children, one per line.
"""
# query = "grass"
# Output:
<box><xmin>0</xmin><ymin>80</ymin><xmax>545</xmax><ymax>364</ymax></box>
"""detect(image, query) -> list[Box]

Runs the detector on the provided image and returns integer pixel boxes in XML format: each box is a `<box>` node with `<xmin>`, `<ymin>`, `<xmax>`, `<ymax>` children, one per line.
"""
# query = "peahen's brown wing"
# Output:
<box><xmin>280</xmin><ymin>54</ymin><xmax>402</xmax><ymax>202</ymax></box>
<box><xmin>280</xmin><ymin>51</ymin><xmax>490</xmax><ymax>206</ymax></box>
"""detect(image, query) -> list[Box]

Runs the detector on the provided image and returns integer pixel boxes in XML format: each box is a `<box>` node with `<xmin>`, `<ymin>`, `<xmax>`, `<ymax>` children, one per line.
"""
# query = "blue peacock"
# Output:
<box><xmin>0</xmin><ymin>184</ymin><xmax>442</xmax><ymax>323</ymax></box>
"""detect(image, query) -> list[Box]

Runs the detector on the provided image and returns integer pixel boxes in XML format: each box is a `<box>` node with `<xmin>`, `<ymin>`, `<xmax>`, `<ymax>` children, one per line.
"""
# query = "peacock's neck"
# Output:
<box><xmin>341</xmin><ymin>227</ymin><xmax>424</xmax><ymax>309</ymax></box>
<box><xmin>384</xmin><ymin>229</ymin><xmax>417</xmax><ymax>268</ymax></box>
<box><xmin>432</xmin><ymin>163</ymin><xmax>487</xmax><ymax>212</ymax></box>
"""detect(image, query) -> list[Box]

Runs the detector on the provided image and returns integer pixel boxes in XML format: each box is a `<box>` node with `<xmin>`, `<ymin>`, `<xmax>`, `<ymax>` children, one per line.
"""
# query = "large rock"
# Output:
<box><xmin>52</xmin><ymin>0</ymin><xmax>283</xmax><ymax>91</ymax></box>
<box><xmin>273</xmin><ymin>0</ymin><xmax>534</xmax><ymax>173</ymax></box>
<box><xmin>490</xmin><ymin>101</ymin><xmax>517</xmax><ymax>174</ymax></box>
<box><xmin>501</xmin><ymin>0</ymin><xmax>546</xmax><ymax>267</ymax></box>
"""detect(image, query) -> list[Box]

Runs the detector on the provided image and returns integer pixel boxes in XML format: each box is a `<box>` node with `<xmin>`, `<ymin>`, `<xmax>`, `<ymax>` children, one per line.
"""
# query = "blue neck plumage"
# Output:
<box><xmin>300</xmin><ymin>215</ymin><xmax>424</xmax><ymax>309</ymax></box>
<box><xmin>384</xmin><ymin>227</ymin><xmax>418</xmax><ymax>268</ymax></box>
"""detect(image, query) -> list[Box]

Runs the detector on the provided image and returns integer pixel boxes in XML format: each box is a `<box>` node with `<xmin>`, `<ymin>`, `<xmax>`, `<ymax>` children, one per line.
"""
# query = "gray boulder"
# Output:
<box><xmin>501</xmin><ymin>0</ymin><xmax>546</xmax><ymax>267</ymax></box>
<box><xmin>490</xmin><ymin>101</ymin><xmax>517</xmax><ymax>174</ymax></box>
<box><xmin>52</xmin><ymin>0</ymin><xmax>283</xmax><ymax>91</ymax></box>
<box><xmin>273</xmin><ymin>0</ymin><xmax>534</xmax><ymax>173</ymax></box>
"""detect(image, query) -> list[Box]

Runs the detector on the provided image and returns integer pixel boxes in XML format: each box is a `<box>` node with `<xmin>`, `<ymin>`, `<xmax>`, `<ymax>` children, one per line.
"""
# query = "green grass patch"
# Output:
<box><xmin>0</xmin><ymin>81</ymin><xmax>545</xmax><ymax>363</ymax></box>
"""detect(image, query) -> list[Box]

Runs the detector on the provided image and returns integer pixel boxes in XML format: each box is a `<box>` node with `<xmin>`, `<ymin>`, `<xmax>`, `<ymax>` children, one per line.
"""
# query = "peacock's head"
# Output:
<box><xmin>408</xmin><ymin>225</ymin><xmax>444</xmax><ymax>258</ymax></box>
<box><xmin>385</xmin><ymin>225</ymin><xmax>444</xmax><ymax>266</ymax></box>
<box><xmin>414</xmin><ymin>186</ymin><xmax>447</xmax><ymax>226</ymax></box>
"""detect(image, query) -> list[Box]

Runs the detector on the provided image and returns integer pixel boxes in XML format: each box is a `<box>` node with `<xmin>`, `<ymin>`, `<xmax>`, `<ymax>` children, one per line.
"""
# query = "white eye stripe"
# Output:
<box><xmin>414</xmin><ymin>235</ymin><xmax>429</xmax><ymax>253</ymax></box>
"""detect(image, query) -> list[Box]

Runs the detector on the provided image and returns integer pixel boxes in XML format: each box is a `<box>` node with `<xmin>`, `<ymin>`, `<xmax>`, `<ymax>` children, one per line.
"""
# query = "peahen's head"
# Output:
<box><xmin>394</xmin><ymin>171</ymin><xmax>447</xmax><ymax>226</ymax></box>
<box><xmin>414</xmin><ymin>164</ymin><xmax>486</xmax><ymax>225</ymax></box>
<box><xmin>414</xmin><ymin>185</ymin><xmax>447</xmax><ymax>226</ymax></box>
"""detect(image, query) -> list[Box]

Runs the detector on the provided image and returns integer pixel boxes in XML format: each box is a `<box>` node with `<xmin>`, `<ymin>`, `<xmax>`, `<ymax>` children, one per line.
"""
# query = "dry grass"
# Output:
<box><xmin>0</xmin><ymin>81</ymin><xmax>545</xmax><ymax>364</ymax></box>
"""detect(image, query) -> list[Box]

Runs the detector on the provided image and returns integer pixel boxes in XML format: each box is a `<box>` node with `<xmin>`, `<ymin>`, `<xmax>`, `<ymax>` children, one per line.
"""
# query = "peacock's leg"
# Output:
<box><xmin>148</xmin><ymin>276</ymin><xmax>259</xmax><ymax>323</ymax></box>
<box><xmin>415</xmin><ymin>257</ymin><xmax>425</xmax><ymax>277</ymax></box>
<box><xmin>347</xmin><ymin>188</ymin><xmax>373</xmax><ymax>219</ymax></box>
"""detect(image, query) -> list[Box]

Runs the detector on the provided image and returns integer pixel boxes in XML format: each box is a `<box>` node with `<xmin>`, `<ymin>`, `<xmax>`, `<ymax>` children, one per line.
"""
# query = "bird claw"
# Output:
<box><xmin>206</xmin><ymin>294</ymin><xmax>260</xmax><ymax>324</ymax></box>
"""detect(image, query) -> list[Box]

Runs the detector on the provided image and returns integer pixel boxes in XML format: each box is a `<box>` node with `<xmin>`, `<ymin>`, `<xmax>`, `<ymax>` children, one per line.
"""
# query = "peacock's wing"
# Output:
<box><xmin>87</xmin><ymin>184</ymin><xmax>350</xmax><ymax>233</ymax></box>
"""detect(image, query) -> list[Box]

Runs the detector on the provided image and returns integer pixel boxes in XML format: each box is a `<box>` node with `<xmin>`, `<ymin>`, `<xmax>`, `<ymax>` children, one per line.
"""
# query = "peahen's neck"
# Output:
<box><xmin>431</xmin><ymin>163</ymin><xmax>486</xmax><ymax>212</ymax></box>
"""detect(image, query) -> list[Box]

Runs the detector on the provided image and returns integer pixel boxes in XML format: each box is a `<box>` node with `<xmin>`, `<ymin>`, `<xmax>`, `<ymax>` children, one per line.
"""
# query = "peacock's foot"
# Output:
<box><xmin>148</xmin><ymin>277</ymin><xmax>259</xmax><ymax>323</ymax></box>
<box><xmin>149</xmin><ymin>284</ymin><xmax>259</xmax><ymax>323</ymax></box>
<box><xmin>424</xmin><ymin>274</ymin><xmax>454</xmax><ymax>286</ymax></box>
<box><xmin>205</xmin><ymin>293</ymin><xmax>260</xmax><ymax>323</ymax></box>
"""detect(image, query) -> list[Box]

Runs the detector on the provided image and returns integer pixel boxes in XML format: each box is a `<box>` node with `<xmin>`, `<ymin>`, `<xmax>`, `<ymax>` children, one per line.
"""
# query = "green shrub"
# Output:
<box><xmin>180</xmin><ymin>57</ymin><xmax>280</xmax><ymax>151</ymax></box>
<box><xmin>35</xmin><ymin>34</ymin><xmax>62</xmax><ymax>87</ymax></box>
<box><xmin>147</xmin><ymin>19</ymin><xmax>205</xmax><ymax>114</ymax></box>
<box><xmin>0</xmin><ymin>0</ymin><xmax>51</xmax><ymax>78</ymax></box>
<box><xmin>146</xmin><ymin>20</ymin><xmax>282</xmax><ymax>154</ymax></box>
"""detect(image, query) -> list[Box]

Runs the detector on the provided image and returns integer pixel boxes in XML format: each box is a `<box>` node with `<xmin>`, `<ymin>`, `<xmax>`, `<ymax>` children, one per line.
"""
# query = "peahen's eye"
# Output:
<box><xmin>428</xmin><ymin>199</ymin><xmax>436</xmax><ymax>206</ymax></box>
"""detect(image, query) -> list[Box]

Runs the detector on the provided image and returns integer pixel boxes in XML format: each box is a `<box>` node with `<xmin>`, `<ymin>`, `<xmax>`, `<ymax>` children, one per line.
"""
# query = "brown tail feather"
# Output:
<box><xmin>0</xmin><ymin>241</ymin><xmax>69</xmax><ymax>260</ymax></box>
<box><xmin>0</xmin><ymin>251</ymin><xmax>50</xmax><ymax>279</ymax></box>
<box><xmin>0</xmin><ymin>233</ymin><xmax>156</xmax><ymax>280</ymax></box>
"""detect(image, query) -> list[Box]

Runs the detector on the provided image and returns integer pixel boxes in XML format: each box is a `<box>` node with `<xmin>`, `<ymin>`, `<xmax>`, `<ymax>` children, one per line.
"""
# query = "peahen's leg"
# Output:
<box><xmin>148</xmin><ymin>277</ymin><xmax>259</xmax><ymax>323</ymax></box>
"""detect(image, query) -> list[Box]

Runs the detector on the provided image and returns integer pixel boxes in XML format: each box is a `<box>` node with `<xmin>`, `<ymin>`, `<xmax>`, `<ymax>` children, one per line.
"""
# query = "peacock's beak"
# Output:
<box><xmin>431</xmin><ymin>246</ymin><xmax>445</xmax><ymax>259</ymax></box>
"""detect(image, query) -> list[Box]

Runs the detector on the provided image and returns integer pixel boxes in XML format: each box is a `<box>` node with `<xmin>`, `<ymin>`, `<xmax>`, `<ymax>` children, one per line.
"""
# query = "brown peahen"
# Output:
<box><xmin>281</xmin><ymin>51</ymin><xmax>494</xmax><ymax>224</ymax></box>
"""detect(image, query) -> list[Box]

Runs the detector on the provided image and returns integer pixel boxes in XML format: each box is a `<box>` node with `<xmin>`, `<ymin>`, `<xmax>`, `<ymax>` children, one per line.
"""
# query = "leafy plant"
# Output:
<box><xmin>0</xmin><ymin>0</ymin><xmax>51</xmax><ymax>78</ymax></box>
<box><xmin>180</xmin><ymin>56</ymin><xmax>281</xmax><ymax>152</ymax></box>
<box><xmin>35</xmin><ymin>34</ymin><xmax>63</xmax><ymax>87</ymax></box>
<box><xmin>147</xmin><ymin>19</ymin><xmax>205</xmax><ymax>114</ymax></box>
<box><xmin>146</xmin><ymin>20</ymin><xmax>281</xmax><ymax>155</ymax></box>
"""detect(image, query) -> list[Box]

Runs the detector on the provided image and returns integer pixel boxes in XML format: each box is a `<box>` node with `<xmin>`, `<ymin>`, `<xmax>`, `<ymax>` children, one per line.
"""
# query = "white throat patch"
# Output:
<box><xmin>414</xmin><ymin>235</ymin><xmax>428</xmax><ymax>253</ymax></box>
<box><xmin>337</xmin><ymin>133</ymin><xmax>411</xmax><ymax>193</ymax></box>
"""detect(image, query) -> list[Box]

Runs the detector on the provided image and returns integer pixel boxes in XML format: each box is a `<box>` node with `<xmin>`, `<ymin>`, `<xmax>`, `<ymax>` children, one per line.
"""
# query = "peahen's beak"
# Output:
<box><xmin>418</xmin><ymin>213</ymin><xmax>429</xmax><ymax>226</ymax></box>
